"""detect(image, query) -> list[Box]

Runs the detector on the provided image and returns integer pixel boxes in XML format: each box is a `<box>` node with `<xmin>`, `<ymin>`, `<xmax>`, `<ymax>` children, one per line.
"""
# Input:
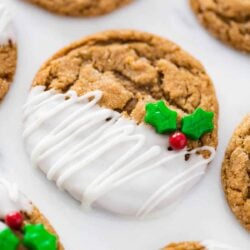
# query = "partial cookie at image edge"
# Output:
<box><xmin>190</xmin><ymin>0</ymin><xmax>250</xmax><ymax>53</ymax></box>
<box><xmin>0</xmin><ymin>178</ymin><xmax>64</xmax><ymax>249</ymax></box>
<box><xmin>25</xmin><ymin>0</ymin><xmax>133</xmax><ymax>17</ymax></box>
<box><xmin>0</xmin><ymin>2</ymin><xmax>17</xmax><ymax>101</ymax></box>
<box><xmin>163</xmin><ymin>241</ymin><xmax>205</xmax><ymax>250</ymax></box>
<box><xmin>222</xmin><ymin>115</ymin><xmax>250</xmax><ymax>232</ymax></box>
<box><xmin>163</xmin><ymin>240</ymin><xmax>246</xmax><ymax>250</ymax></box>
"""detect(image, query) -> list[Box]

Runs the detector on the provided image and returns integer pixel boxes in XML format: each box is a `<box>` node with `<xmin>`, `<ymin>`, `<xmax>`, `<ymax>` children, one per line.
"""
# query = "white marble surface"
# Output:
<box><xmin>0</xmin><ymin>0</ymin><xmax>250</xmax><ymax>249</ymax></box>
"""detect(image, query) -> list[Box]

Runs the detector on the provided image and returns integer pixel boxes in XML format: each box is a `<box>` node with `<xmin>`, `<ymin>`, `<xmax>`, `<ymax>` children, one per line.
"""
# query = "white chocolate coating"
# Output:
<box><xmin>0</xmin><ymin>221</ymin><xmax>6</xmax><ymax>231</ymax></box>
<box><xmin>0</xmin><ymin>1</ymin><xmax>15</xmax><ymax>45</ymax></box>
<box><xmin>0</xmin><ymin>178</ymin><xmax>32</xmax><ymax>219</ymax></box>
<box><xmin>201</xmin><ymin>240</ymin><xmax>246</xmax><ymax>250</ymax></box>
<box><xmin>23</xmin><ymin>86</ymin><xmax>216</xmax><ymax>218</ymax></box>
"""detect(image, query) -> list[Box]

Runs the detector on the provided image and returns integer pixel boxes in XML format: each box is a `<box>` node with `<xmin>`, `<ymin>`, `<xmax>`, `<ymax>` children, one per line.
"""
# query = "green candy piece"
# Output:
<box><xmin>181</xmin><ymin>108</ymin><xmax>214</xmax><ymax>140</ymax></box>
<box><xmin>144</xmin><ymin>100</ymin><xmax>177</xmax><ymax>134</ymax></box>
<box><xmin>0</xmin><ymin>227</ymin><xmax>20</xmax><ymax>250</ymax></box>
<box><xmin>23</xmin><ymin>224</ymin><xmax>57</xmax><ymax>250</ymax></box>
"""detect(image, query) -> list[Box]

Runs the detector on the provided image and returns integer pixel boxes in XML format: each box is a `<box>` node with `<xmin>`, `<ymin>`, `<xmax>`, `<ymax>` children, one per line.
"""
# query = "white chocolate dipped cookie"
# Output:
<box><xmin>23</xmin><ymin>30</ymin><xmax>218</xmax><ymax>218</ymax></box>
<box><xmin>0</xmin><ymin>1</ymin><xmax>17</xmax><ymax>100</ymax></box>
<box><xmin>0</xmin><ymin>178</ymin><xmax>63</xmax><ymax>249</ymax></box>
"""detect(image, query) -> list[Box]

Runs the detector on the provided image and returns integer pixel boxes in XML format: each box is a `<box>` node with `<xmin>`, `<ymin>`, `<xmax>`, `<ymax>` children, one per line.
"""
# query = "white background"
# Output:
<box><xmin>1</xmin><ymin>0</ymin><xmax>250</xmax><ymax>249</ymax></box>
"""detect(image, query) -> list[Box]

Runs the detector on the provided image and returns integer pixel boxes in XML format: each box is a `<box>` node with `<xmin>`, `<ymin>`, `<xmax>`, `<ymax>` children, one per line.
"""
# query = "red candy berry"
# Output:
<box><xmin>5</xmin><ymin>211</ymin><xmax>23</xmax><ymax>230</ymax></box>
<box><xmin>169</xmin><ymin>132</ymin><xmax>187</xmax><ymax>150</ymax></box>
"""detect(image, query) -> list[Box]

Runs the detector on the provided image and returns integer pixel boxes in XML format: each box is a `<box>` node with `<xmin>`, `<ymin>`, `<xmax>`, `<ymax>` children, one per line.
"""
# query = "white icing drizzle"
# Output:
<box><xmin>23</xmin><ymin>86</ymin><xmax>216</xmax><ymax>218</ymax></box>
<box><xmin>201</xmin><ymin>240</ymin><xmax>246</xmax><ymax>250</ymax></box>
<box><xmin>0</xmin><ymin>1</ymin><xmax>15</xmax><ymax>45</ymax></box>
<box><xmin>0</xmin><ymin>178</ymin><xmax>32</xmax><ymax>219</ymax></box>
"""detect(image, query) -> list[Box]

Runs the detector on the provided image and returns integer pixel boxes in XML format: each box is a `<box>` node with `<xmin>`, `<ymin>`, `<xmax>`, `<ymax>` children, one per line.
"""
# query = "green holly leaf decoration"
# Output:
<box><xmin>181</xmin><ymin>108</ymin><xmax>214</xmax><ymax>140</ymax></box>
<box><xmin>144</xmin><ymin>100</ymin><xmax>177</xmax><ymax>134</ymax></box>
<box><xmin>23</xmin><ymin>224</ymin><xmax>57</xmax><ymax>250</ymax></box>
<box><xmin>0</xmin><ymin>227</ymin><xmax>20</xmax><ymax>250</ymax></box>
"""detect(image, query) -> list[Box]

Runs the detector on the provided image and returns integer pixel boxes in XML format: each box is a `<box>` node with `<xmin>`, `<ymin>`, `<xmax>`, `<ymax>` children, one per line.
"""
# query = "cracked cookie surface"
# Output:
<box><xmin>222</xmin><ymin>115</ymin><xmax>250</xmax><ymax>231</ymax></box>
<box><xmin>0</xmin><ymin>41</ymin><xmax>17</xmax><ymax>100</ymax></box>
<box><xmin>26</xmin><ymin>0</ymin><xmax>132</xmax><ymax>16</ymax></box>
<box><xmin>32</xmin><ymin>29</ymin><xmax>218</xmax><ymax>149</ymax></box>
<box><xmin>0</xmin><ymin>2</ymin><xmax>16</xmax><ymax>101</ymax></box>
<box><xmin>190</xmin><ymin>0</ymin><xmax>250</xmax><ymax>53</ymax></box>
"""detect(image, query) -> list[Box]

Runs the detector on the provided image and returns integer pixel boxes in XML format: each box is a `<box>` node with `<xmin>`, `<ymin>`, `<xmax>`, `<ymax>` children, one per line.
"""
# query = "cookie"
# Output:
<box><xmin>163</xmin><ymin>240</ymin><xmax>244</xmax><ymax>250</ymax></box>
<box><xmin>25</xmin><ymin>0</ymin><xmax>132</xmax><ymax>16</ymax></box>
<box><xmin>163</xmin><ymin>241</ymin><xmax>204</xmax><ymax>250</ymax></box>
<box><xmin>190</xmin><ymin>0</ymin><xmax>250</xmax><ymax>53</ymax></box>
<box><xmin>0</xmin><ymin>2</ymin><xmax>17</xmax><ymax>100</ymax></box>
<box><xmin>23</xmin><ymin>30</ymin><xmax>218</xmax><ymax>218</ymax></box>
<box><xmin>0</xmin><ymin>177</ymin><xmax>63</xmax><ymax>249</ymax></box>
<box><xmin>222</xmin><ymin>115</ymin><xmax>250</xmax><ymax>231</ymax></box>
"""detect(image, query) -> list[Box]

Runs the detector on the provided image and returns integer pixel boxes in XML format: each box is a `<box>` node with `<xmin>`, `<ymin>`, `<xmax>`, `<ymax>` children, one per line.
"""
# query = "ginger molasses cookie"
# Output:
<box><xmin>23</xmin><ymin>30</ymin><xmax>218</xmax><ymax>218</ymax></box>
<box><xmin>190</xmin><ymin>0</ymin><xmax>250</xmax><ymax>53</ymax></box>
<box><xmin>163</xmin><ymin>240</ymin><xmax>244</xmax><ymax>250</ymax></box>
<box><xmin>25</xmin><ymin>0</ymin><xmax>132</xmax><ymax>16</ymax></box>
<box><xmin>0</xmin><ymin>2</ymin><xmax>17</xmax><ymax>100</ymax></box>
<box><xmin>222</xmin><ymin>115</ymin><xmax>250</xmax><ymax>231</ymax></box>
<box><xmin>164</xmin><ymin>241</ymin><xmax>204</xmax><ymax>250</ymax></box>
<box><xmin>0</xmin><ymin>177</ymin><xmax>63</xmax><ymax>249</ymax></box>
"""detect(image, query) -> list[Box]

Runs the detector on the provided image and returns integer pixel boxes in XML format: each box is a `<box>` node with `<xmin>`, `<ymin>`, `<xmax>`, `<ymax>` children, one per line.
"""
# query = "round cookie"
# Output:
<box><xmin>190</xmin><ymin>0</ymin><xmax>250</xmax><ymax>53</ymax></box>
<box><xmin>222</xmin><ymin>115</ymin><xmax>250</xmax><ymax>231</ymax></box>
<box><xmin>0</xmin><ymin>178</ymin><xmax>63</xmax><ymax>249</ymax></box>
<box><xmin>0</xmin><ymin>2</ymin><xmax>17</xmax><ymax>100</ymax></box>
<box><xmin>25</xmin><ymin>0</ymin><xmax>133</xmax><ymax>17</ymax></box>
<box><xmin>163</xmin><ymin>240</ymin><xmax>244</xmax><ymax>250</ymax></box>
<box><xmin>23</xmin><ymin>30</ymin><xmax>218</xmax><ymax>218</ymax></box>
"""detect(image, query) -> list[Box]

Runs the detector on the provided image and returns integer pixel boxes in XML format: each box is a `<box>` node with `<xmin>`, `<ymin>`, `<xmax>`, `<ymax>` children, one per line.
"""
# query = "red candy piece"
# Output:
<box><xmin>5</xmin><ymin>211</ymin><xmax>23</xmax><ymax>230</ymax></box>
<box><xmin>169</xmin><ymin>132</ymin><xmax>187</xmax><ymax>150</ymax></box>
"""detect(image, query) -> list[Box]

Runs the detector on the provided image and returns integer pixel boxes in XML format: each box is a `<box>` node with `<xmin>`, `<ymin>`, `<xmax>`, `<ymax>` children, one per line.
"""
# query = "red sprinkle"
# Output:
<box><xmin>5</xmin><ymin>211</ymin><xmax>23</xmax><ymax>230</ymax></box>
<box><xmin>169</xmin><ymin>132</ymin><xmax>187</xmax><ymax>150</ymax></box>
